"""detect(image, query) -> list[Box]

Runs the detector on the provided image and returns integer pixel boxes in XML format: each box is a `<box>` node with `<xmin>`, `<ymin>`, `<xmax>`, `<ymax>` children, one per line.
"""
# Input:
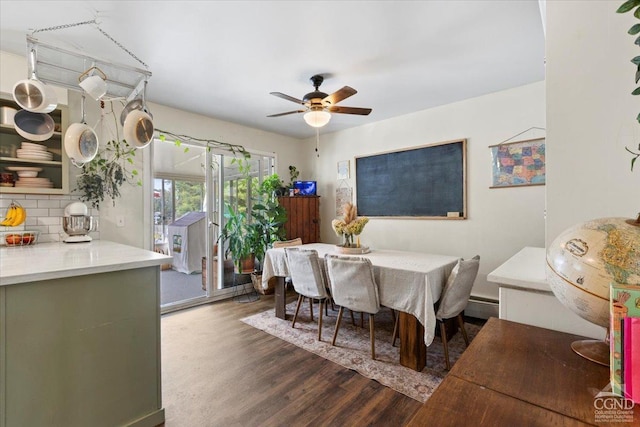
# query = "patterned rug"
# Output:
<box><xmin>241</xmin><ymin>301</ymin><xmax>481</xmax><ymax>402</ymax></box>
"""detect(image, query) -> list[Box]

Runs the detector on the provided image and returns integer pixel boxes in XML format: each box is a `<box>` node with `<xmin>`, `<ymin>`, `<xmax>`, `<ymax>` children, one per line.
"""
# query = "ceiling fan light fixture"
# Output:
<box><xmin>303</xmin><ymin>109</ymin><xmax>331</xmax><ymax>128</ymax></box>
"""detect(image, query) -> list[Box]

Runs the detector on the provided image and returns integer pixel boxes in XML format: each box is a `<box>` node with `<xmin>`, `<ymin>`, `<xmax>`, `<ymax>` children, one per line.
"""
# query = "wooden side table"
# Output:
<box><xmin>408</xmin><ymin>318</ymin><xmax>639</xmax><ymax>426</ymax></box>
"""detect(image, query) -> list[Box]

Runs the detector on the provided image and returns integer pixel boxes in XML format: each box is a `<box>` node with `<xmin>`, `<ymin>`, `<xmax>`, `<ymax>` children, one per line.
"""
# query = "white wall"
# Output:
<box><xmin>306</xmin><ymin>82</ymin><xmax>546</xmax><ymax>300</ymax></box>
<box><xmin>546</xmin><ymin>1</ymin><xmax>640</xmax><ymax>243</ymax></box>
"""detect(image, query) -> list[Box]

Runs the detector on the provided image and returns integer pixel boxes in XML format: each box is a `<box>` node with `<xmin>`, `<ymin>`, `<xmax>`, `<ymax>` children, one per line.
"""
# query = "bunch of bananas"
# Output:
<box><xmin>0</xmin><ymin>202</ymin><xmax>27</xmax><ymax>227</ymax></box>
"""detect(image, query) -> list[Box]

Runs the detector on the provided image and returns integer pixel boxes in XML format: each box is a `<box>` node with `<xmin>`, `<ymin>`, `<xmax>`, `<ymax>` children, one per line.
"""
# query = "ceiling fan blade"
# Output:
<box><xmin>270</xmin><ymin>92</ymin><xmax>305</xmax><ymax>105</ymax></box>
<box><xmin>323</xmin><ymin>86</ymin><xmax>357</xmax><ymax>105</ymax></box>
<box><xmin>267</xmin><ymin>110</ymin><xmax>305</xmax><ymax>117</ymax></box>
<box><xmin>328</xmin><ymin>105</ymin><xmax>372</xmax><ymax>115</ymax></box>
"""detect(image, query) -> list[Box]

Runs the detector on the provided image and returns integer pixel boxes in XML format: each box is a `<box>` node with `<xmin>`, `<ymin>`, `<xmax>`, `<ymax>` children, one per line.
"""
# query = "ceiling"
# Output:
<box><xmin>0</xmin><ymin>1</ymin><xmax>545</xmax><ymax>140</ymax></box>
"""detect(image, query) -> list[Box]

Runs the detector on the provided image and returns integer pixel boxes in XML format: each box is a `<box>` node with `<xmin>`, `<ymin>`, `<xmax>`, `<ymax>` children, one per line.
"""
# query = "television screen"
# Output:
<box><xmin>293</xmin><ymin>181</ymin><xmax>317</xmax><ymax>196</ymax></box>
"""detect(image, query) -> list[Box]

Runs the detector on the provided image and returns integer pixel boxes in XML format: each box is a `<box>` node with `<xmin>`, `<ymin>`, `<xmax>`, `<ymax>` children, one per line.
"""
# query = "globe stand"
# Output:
<box><xmin>571</xmin><ymin>339</ymin><xmax>609</xmax><ymax>366</ymax></box>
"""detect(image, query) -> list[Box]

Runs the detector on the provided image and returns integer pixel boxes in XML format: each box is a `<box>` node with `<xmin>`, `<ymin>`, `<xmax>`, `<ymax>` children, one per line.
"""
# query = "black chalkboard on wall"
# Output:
<box><xmin>355</xmin><ymin>139</ymin><xmax>466</xmax><ymax>218</ymax></box>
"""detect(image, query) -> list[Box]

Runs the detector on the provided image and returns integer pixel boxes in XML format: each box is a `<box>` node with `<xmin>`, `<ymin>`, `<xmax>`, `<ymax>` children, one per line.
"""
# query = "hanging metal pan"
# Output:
<box><xmin>64</xmin><ymin>95</ymin><xmax>98</xmax><ymax>167</ymax></box>
<box><xmin>12</xmin><ymin>49</ymin><xmax>57</xmax><ymax>113</ymax></box>
<box><xmin>123</xmin><ymin>109</ymin><xmax>154</xmax><ymax>149</ymax></box>
<box><xmin>120</xmin><ymin>79</ymin><xmax>152</xmax><ymax>126</ymax></box>
<box><xmin>120</xmin><ymin>98</ymin><xmax>145</xmax><ymax>126</ymax></box>
<box><xmin>13</xmin><ymin>110</ymin><xmax>55</xmax><ymax>141</ymax></box>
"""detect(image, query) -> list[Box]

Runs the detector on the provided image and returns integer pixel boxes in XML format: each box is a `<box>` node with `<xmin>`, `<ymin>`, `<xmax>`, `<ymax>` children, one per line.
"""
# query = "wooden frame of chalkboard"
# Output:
<box><xmin>355</xmin><ymin>139</ymin><xmax>467</xmax><ymax>219</ymax></box>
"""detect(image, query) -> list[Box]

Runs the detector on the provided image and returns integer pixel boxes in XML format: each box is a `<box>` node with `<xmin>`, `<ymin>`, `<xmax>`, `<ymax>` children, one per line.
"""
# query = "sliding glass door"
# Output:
<box><xmin>153</xmin><ymin>137</ymin><xmax>275</xmax><ymax>312</ymax></box>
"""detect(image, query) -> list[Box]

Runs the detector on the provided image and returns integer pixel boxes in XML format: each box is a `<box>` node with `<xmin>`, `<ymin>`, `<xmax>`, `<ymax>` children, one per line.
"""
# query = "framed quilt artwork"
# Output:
<box><xmin>489</xmin><ymin>138</ymin><xmax>545</xmax><ymax>188</ymax></box>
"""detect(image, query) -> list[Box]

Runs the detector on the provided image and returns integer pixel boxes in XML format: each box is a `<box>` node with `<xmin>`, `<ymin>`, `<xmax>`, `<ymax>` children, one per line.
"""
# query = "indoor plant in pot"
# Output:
<box><xmin>218</xmin><ymin>204</ymin><xmax>258</xmax><ymax>274</ymax></box>
<box><xmin>249</xmin><ymin>174</ymin><xmax>288</xmax><ymax>294</ymax></box>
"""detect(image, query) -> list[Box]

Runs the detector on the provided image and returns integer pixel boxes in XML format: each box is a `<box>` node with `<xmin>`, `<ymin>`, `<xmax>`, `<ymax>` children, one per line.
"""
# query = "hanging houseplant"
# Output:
<box><xmin>74</xmin><ymin>102</ymin><xmax>140</xmax><ymax>209</ymax></box>
<box><xmin>617</xmin><ymin>0</ymin><xmax>640</xmax><ymax>170</ymax></box>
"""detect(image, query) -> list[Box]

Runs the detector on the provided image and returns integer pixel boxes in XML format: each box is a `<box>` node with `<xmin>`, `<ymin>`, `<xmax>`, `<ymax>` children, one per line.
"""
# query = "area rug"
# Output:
<box><xmin>241</xmin><ymin>301</ymin><xmax>481</xmax><ymax>402</ymax></box>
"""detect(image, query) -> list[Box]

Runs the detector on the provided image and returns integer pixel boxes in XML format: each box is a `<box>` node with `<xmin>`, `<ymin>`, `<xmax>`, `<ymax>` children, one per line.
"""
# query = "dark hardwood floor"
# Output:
<box><xmin>160</xmin><ymin>290</ymin><xmax>423</xmax><ymax>426</ymax></box>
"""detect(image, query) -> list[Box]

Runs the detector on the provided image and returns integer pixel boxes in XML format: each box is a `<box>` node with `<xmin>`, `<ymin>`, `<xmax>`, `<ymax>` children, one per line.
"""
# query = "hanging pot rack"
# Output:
<box><xmin>24</xmin><ymin>19</ymin><xmax>152</xmax><ymax>102</ymax></box>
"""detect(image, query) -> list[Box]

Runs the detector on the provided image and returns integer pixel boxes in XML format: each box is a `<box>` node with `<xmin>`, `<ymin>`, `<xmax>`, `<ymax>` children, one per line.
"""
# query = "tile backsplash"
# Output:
<box><xmin>0</xmin><ymin>193</ymin><xmax>100</xmax><ymax>243</ymax></box>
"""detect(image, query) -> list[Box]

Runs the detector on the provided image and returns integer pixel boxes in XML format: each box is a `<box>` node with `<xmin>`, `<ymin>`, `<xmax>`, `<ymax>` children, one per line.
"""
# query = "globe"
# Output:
<box><xmin>546</xmin><ymin>217</ymin><xmax>640</xmax><ymax>330</ymax></box>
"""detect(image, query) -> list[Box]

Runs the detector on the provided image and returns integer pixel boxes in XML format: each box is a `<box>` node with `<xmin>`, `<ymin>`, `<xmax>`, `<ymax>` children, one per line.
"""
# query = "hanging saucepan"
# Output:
<box><xmin>120</xmin><ymin>79</ymin><xmax>153</xmax><ymax>125</ymax></box>
<box><xmin>122</xmin><ymin>79</ymin><xmax>154</xmax><ymax>148</ymax></box>
<box><xmin>13</xmin><ymin>109</ymin><xmax>55</xmax><ymax>141</ymax></box>
<box><xmin>64</xmin><ymin>94</ymin><xmax>99</xmax><ymax>168</ymax></box>
<box><xmin>123</xmin><ymin>109</ymin><xmax>154</xmax><ymax>148</ymax></box>
<box><xmin>12</xmin><ymin>49</ymin><xmax>57</xmax><ymax>113</ymax></box>
<box><xmin>120</xmin><ymin>98</ymin><xmax>145</xmax><ymax>126</ymax></box>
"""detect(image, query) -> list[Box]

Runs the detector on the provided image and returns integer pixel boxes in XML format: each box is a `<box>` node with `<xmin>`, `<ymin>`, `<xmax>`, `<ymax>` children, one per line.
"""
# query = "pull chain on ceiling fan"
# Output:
<box><xmin>268</xmin><ymin>74</ymin><xmax>372</xmax><ymax>128</ymax></box>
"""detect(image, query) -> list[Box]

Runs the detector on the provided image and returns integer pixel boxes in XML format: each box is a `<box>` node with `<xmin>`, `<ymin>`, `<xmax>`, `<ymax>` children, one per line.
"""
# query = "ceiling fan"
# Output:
<box><xmin>268</xmin><ymin>75</ymin><xmax>372</xmax><ymax>128</ymax></box>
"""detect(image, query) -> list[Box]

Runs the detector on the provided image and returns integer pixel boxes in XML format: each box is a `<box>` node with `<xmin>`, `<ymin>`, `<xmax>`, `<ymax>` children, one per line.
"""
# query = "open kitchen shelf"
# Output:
<box><xmin>0</xmin><ymin>93</ymin><xmax>69</xmax><ymax>195</ymax></box>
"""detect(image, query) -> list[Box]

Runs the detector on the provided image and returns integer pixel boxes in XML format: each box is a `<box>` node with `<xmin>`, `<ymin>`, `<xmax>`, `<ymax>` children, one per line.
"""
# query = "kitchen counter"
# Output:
<box><xmin>0</xmin><ymin>240</ymin><xmax>171</xmax><ymax>285</ymax></box>
<box><xmin>0</xmin><ymin>240</ymin><xmax>171</xmax><ymax>427</ymax></box>
<box><xmin>486</xmin><ymin>246</ymin><xmax>549</xmax><ymax>292</ymax></box>
<box><xmin>488</xmin><ymin>246</ymin><xmax>605</xmax><ymax>340</ymax></box>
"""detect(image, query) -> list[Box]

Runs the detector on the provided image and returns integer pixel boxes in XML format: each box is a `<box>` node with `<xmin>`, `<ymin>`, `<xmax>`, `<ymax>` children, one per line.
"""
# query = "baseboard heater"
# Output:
<box><xmin>465</xmin><ymin>296</ymin><xmax>499</xmax><ymax>320</ymax></box>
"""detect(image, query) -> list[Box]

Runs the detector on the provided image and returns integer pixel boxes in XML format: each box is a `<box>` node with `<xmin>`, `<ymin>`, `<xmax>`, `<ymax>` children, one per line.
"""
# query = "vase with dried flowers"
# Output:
<box><xmin>332</xmin><ymin>202</ymin><xmax>369</xmax><ymax>249</ymax></box>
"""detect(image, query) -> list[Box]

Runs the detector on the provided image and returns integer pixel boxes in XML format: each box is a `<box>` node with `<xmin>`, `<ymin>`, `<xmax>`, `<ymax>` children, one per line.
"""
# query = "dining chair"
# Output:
<box><xmin>273</xmin><ymin>238</ymin><xmax>303</xmax><ymax>291</ymax></box>
<box><xmin>435</xmin><ymin>255</ymin><xmax>480</xmax><ymax>370</ymax></box>
<box><xmin>325</xmin><ymin>254</ymin><xmax>381</xmax><ymax>359</ymax></box>
<box><xmin>284</xmin><ymin>248</ymin><xmax>330</xmax><ymax>341</ymax></box>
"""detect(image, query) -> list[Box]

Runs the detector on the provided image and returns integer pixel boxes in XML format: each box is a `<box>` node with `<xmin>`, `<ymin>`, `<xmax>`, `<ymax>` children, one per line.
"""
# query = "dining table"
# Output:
<box><xmin>261</xmin><ymin>243</ymin><xmax>460</xmax><ymax>371</ymax></box>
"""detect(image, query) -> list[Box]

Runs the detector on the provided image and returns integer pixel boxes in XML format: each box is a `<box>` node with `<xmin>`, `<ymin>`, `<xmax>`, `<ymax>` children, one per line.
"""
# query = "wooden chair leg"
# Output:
<box><xmin>332</xmin><ymin>306</ymin><xmax>344</xmax><ymax>346</ymax></box>
<box><xmin>392</xmin><ymin>310</ymin><xmax>399</xmax><ymax>347</ymax></box>
<box><xmin>370</xmin><ymin>313</ymin><xmax>376</xmax><ymax>360</ymax></box>
<box><xmin>318</xmin><ymin>300</ymin><xmax>324</xmax><ymax>341</ymax></box>
<box><xmin>309</xmin><ymin>298</ymin><xmax>314</xmax><ymax>322</ymax></box>
<box><xmin>350</xmin><ymin>310</ymin><xmax>355</xmax><ymax>326</ymax></box>
<box><xmin>292</xmin><ymin>294</ymin><xmax>304</xmax><ymax>328</ymax></box>
<box><xmin>360</xmin><ymin>312</ymin><xmax>364</xmax><ymax>328</ymax></box>
<box><xmin>440</xmin><ymin>321</ymin><xmax>451</xmax><ymax>370</ymax></box>
<box><xmin>457</xmin><ymin>314</ymin><xmax>469</xmax><ymax>346</ymax></box>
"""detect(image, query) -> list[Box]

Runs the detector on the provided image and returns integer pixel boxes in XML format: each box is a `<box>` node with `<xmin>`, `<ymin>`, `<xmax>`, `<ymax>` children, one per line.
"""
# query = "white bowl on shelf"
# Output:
<box><xmin>16</xmin><ymin>170</ymin><xmax>38</xmax><ymax>178</ymax></box>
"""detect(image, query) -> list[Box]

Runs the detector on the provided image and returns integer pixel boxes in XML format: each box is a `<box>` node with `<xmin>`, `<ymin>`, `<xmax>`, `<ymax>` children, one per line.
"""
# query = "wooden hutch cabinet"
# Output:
<box><xmin>278</xmin><ymin>195</ymin><xmax>320</xmax><ymax>244</ymax></box>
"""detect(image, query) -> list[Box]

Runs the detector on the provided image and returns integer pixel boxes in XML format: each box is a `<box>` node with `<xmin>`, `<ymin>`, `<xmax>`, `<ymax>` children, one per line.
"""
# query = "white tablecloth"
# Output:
<box><xmin>262</xmin><ymin>243</ymin><xmax>460</xmax><ymax>346</ymax></box>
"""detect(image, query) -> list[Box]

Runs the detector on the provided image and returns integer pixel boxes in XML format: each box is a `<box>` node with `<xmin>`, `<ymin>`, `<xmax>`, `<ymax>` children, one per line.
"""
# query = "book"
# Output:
<box><xmin>623</xmin><ymin>317</ymin><xmax>639</xmax><ymax>403</ymax></box>
<box><xmin>610</xmin><ymin>283</ymin><xmax>640</xmax><ymax>396</ymax></box>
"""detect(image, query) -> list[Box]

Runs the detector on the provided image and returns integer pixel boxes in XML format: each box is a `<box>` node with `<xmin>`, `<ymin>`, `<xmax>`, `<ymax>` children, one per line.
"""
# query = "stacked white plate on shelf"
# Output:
<box><xmin>5</xmin><ymin>166</ymin><xmax>51</xmax><ymax>188</ymax></box>
<box><xmin>14</xmin><ymin>176</ymin><xmax>53</xmax><ymax>188</ymax></box>
<box><xmin>16</xmin><ymin>142</ymin><xmax>53</xmax><ymax>161</ymax></box>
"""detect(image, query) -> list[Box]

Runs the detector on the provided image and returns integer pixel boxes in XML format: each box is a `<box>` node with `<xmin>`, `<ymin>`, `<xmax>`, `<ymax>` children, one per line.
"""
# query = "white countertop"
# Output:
<box><xmin>486</xmin><ymin>246</ymin><xmax>550</xmax><ymax>292</ymax></box>
<box><xmin>0</xmin><ymin>240</ymin><xmax>172</xmax><ymax>286</ymax></box>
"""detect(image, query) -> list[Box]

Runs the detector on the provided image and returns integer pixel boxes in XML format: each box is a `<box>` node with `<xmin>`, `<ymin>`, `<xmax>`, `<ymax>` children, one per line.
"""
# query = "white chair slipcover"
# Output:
<box><xmin>325</xmin><ymin>254</ymin><xmax>381</xmax><ymax>359</ymax></box>
<box><xmin>284</xmin><ymin>248</ymin><xmax>330</xmax><ymax>340</ymax></box>
<box><xmin>435</xmin><ymin>255</ymin><xmax>480</xmax><ymax>369</ymax></box>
